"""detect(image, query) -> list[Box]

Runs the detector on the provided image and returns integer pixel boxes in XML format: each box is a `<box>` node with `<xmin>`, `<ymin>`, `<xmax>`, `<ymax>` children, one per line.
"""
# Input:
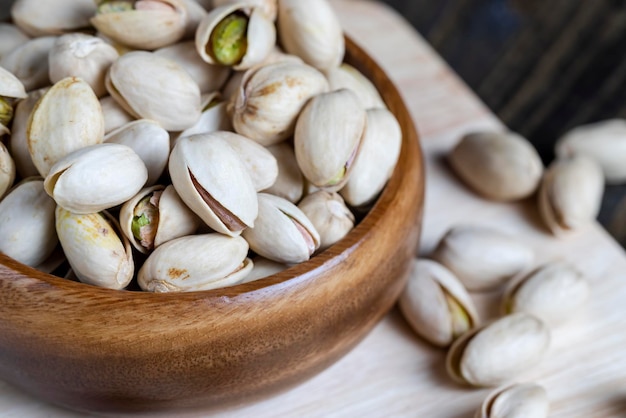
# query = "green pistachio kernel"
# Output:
<box><xmin>0</xmin><ymin>97</ymin><xmax>13</xmax><ymax>128</ymax></box>
<box><xmin>444</xmin><ymin>292</ymin><xmax>472</xmax><ymax>338</ymax></box>
<box><xmin>97</xmin><ymin>0</ymin><xmax>135</xmax><ymax>14</ymax></box>
<box><xmin>202</xmin><ymin>98</ymin><xmax>222</xmax><ymax>112</ymax></box>
<box><xmin>209</xmin><ymin>13</ymin><xmax>248</xmax><ymax>66</ymax></box>
<box><xmin>326</xmin><ymin>167</ymin><xmax>346</xmax><ymax>187</ymax></box>
<box><xmin>131</xmin><ymin>213</ymin><xmax>151</xmax><ymax>241</ymax></box>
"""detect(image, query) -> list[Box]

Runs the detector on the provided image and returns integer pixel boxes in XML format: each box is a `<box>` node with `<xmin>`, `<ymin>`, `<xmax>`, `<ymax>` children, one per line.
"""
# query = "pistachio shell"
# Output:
<box><xmin>433</xmin><ymin>225</ymin><xmax>534</xmax><ymax>291</ymax></box>
<box><xmin>264</xmin><ymin>143</ymin><xmax>304</xmax><ymax>203</ymax></box>
<box><xmin>56</xmin><ymin>207</ymin><xmax>133</xmax><ymax>290</ymax></box>
<box><xmin>503</xmin><ymin>262</ymin><xmax>589</xmax><ymax>327</ymax></box>
<box><xmin>100</xmin><ymin>95</ymin><xmax>134</xmax><ymax>134</ymax></box>
<box><xmin>538</xmin><ymin>155</ymin><xmax>604</xmax><ymax>235</ymax></box>
<box><xmin>398</xmin><ymin>259</ymin><xmax>478</xmax><ymax>347</ymax></box>
<box><xmin>213</xmin><ymin>0</ymin><xmax>277</xmax><ymax>21</ymax></box>
<box><xmin>231</xmin><ymin>61</ymin><xmax>329</xmax><ymax>145</ymax></box>
<box><xmin>327</xmin><ymin>63</ymin><xmax>386</xmax><ymax>109</ymax></box>
<box><xmin>0</xmin><ymin>65</ymin><xmax>27</xmax><ymax>99</ymax></box>
<box><xmin>297</xmin><ymin>191</ymin><xmax>354</xmax><ymax>251</ymax></box>
<box><xmin>220</xmin><ymin>131</ymin><xmax>278</xmax><ymax>191</ymax></box>
<box><xmin>181</xmin><ymin>0</ymin><xmax>208</xmax><ymax>39</ymax></box>
<box><xmin>294</xmin><ymin>89</ymin><xmax>366</xmax><ymax>191</ymax></box>
<box><xmin>242</xmin><ymin>193</ymin><xmax>320</xmax><ymax>264</ymax></box>
<box><xmin>0</xmin><ymin>143</ymin><xmax>15</xmax><ymax>199</ymax></box>
<box><xmin>8</xmin><ymin>87</ymin><xmax>47</xmax><ymax>178</ymax></box>
<box><xmin>339</xmin><ymin>108</ymin><xmax>401</xmax><ymax>207</ymax></box>
<box><xmin>44</xmin><ymin>143</ymin><xmax>148</xmax><ymax>214</ymax></box>
<box><xmin>277</xmin><ymin>0</ymin><xmax>344</xmax><ymax>71</ymax></box>
<box><xmin>476</xmin><ymin>383</ymin><xmax>549</xmax><ymax>418</ymax></box>
<box><xmin>11</xmin><ymin>0</ymin><xmax>96</xmax><ymax>37</ymax></box>
<box><xmin>106</xmin><ymin>51</ymin><xmax>201</xmax><ymax>131</ymax></box>
<box><xmin>0</xmin><ymin>36</ymin><xmax>56</xmax><ymax>91</ymax></box>
<box><xmin>0</xmin><ymin>23</ymin><xmax>30</xmax><ymax>60</ymax></box>
<box><xmin>240</xmin><ymin>256</ymin><xmax>286</xmax><ymax>284</ymax></box>
<box><xmin>175</xmin><ymin>92</ymin><xmax>233</xmax><ymax>141</ymax></box>
<box><xmin>448</xmin><ymin>131</ymin><xmax>544</xmax><ymax>201</ymax></box>
<box><xmin>138</xmin><ymin>233</ymin><xmax>253</xmax><ymax>292</ymax></box>
<box><xmin>168</xmin><ymin>133</ymin><xmax>258</xmax><ymax>236</ymax></box>
<box><xmin>446</xmin><ymin>313</ymin><xmax>550</xmax><ymax>387</ymax></box>
<box><xmin>0</xmin><ymin>179</ymin><xmax>57</xmax><ymax>267</ymax></box>
<box><xmin>27</xmin><ymin>77</ymin><xmax>104</xmax><ymax>177</ymax></box>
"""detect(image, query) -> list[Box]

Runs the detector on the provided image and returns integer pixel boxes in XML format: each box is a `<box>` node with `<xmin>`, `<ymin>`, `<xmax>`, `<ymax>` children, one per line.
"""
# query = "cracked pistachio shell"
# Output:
<box><xmin>295</xmin><ymin>89</ymin><xmax>366</xmax><ymax>191</ymax></box>
<box><xmin>240</xmin><ymin>256</ymin><xmax>286</xmax><ymax>284</ymax></box>
<box><xmin>264</xmin><ymin>143</ymin><xmax>304</xmax><ymax>203</ymax></box>
<box><xmin>0</xmin><ymin>65</ymin><xmax>28</xmax><ymax>100</ymax></box>
<box><xmin>0</xmin><ymin>179</ymin><xmax>57</xmax><ymax>267</ymax></box>
<box><xmin>277</xmin><ymin>0</ymin><xmax>344</xmax><ymax>72</ymax></box>
<box><xmin>433</xmin><ymin>225</ymin><xmax>534</xmax><ymax>291</ymax></box>
<box><xmin>174</xmin><ymin>92</ymin><xmax>233</xmax><ymax>142</ymax></box>
<box><xmin>44</xmin><ymin>143</ymin><xmax>148</xmax><ymax>214</ymax></box>
<box><xmin>138</xmin><ymin>233</ymin><xmax>253</xmax><ymax>292</ymax></box>
<box><xmin>538</xmin><ymin>155</ymin><xmax>604</xmax><ymax>235</ymax></box>
<box><xmin>213</xmin><ymin>0</ymin><xmax>277</xmax><ymax>21</ymax></box>
<box><xmin>27</xmin><ymin>77</ymin><xmax>104</xmax><ymax>177</ymax></box>
<box><xmin>120</xmin><ymin>185</ymin><xmax>201</xmax><ymax>254</ymax></box>
<box><xmin>100</xmin><ymin>95</ymin><xmax>134</xmax><ymax>134</ymax></box>
<box><xmin>243</xmin><ymin>193</ymin><xmax>320</xmax><ymax>264</ymax></box>
<box><xmin>327</xmin><ymin>63</ymin><xmax>386</xmax><ymax>109</ymax></box>
<box><xmin>91</xmin><ymin>0</ymin><xmax>187</xmax><ymax>50</ymax></box>
<box><xmin>399</xmin><ymin>259</ymin><xmax>479</xmax><ymax>347</ymax></box>
<box><xmin>448</xmin><ymin>131</ymin><xmax>543</xmax><ymax>201</ymax></box>
<box><xmin>231</xmin><ymin>61</ymin><xmax>329</xmax><ymax>145</ymax></box>
<box><xmin>0</xmin><ymin>143</ymin><xmax>15</xmax><ymax>199</ymax></box>
<box><xmin>48</xmin><ymin>33</ymin><xmax>119</xmax><ymax>98</ymax></box>
<box><xmin>503</xmin><ymin>262</ymin><xmax>589</xmax><ymax>327</ymax></box>
<box><xmin>106</xmin><ymin>51</ymin><xmax>201</xmax><ymax>131</ymax></box>
<box><xmin>105</xmin><ymin>119</ymin><xmax>170</xmax><ymax>186</ymax></box>
<box><xmin>56</xmin><ymin>207</ymin><xmax>133</xmax><ymax>289</ymax></box>
<box><xmin>0</xmin><ymin>36</ymin><xmax>56</xmax><ymax>92</ymax></box>
<box><xmin>297</xmin><ymin>191</ymin><xmax>354</xmax><ymax>251</ymax></box>
<box><xmin>340</xmin><ymin>108</ymin><xmax>401</xmax><ymax>207</ymax></box>
<box><xmin>476</xmin><ymin>383</ymin><xmax>549</xmax><ymax>418</ymax></box>
<box><xmin>196</xmin><ymin>4</ymin><xmax>276</xmax><ymax>70</ymax></box>
<box><xmin>11</xmin><ymin>0</ymin><xmax>95</xmax><ymax>37</ymax></box>
<box><xmin>220</xmin><ymin>131</ymin><xmax>278</xmax><ymax>191</ymax></box>
<box><xmin>155</xmin><ymin>41</ymin><xmax>230</xmax><ymax>93</ymax></box>
<box><xmin>0</xmin><ymin>24</ymin><xmax>30</xmax><ymax>60</ymax></box>
<box><xmin>8</xmin><ymin>87</ymin><xmax>47</xmax><ymax>178</ymax></box>
<box><xmin>169</xmin><ymin>133</ymin><xmax>258</xmax><ymax>236</ymax></box>
<box><xmin>446</xmin><ymin>313</ymin><xmax>550</xmax><ymax>387</ymax></box>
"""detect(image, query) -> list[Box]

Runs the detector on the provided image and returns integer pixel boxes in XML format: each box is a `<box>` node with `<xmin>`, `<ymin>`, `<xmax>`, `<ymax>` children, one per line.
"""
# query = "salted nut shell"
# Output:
<box><xmin>106</xmin><ymin>51</ymin><xmax>201</xmax><ymax>132</ymax></box>
<box><xmin>11</xmin><ymin>0</ymin><xmax>96</xmax><ymax>37</ymax></box>
<box><xmin>448</xmin><ymin>131</ymin><xmax>544</xmax><ymax>201</ymax></box>
<box><xmin>476</xmin><ymin>382</ymin><xmax>549</xmax><ymax>418</ymax></box>
<box><xmin>327</xmin><ymin>63</ymin><xmax>386</xmax><ymax>110</ymax></box>
<box><xmin>503</xmin><ymin>261</ymin><xmax>589</xmax><ymax>327</ymax></box>
<box><xmin>219</xmin><ymin>131</ymin><xmax>278</xmax><ymax>192</ymax></box>
<box><xmin>231</xmin><ymin>61</ymin><xmax>329</xmax><ymax>146</ymax></box>
<box><xmin>399</xmin><ymin>259</ymin><xmax>479</xmax><ymax>347</ymax></box>
<box><xmin>277</xmin><ymin>0</ymin><xmax>344</xmax><ymax>72</ymax></box>
<box><xmin>297</xmin><ymin>191</ymin><xmax>354</xmax><ymax>252</ymax></box>
<box><xmin>28</xmin><ymin>77</ymin><xmax>104</xmax><ymax>177</ymax></box>
<box><xmin>119</xmin><ymin>185</ymin><xmax>201</xmax><ymax>254</ymax></box>
<box><xmin>0</xmin><ymin>144</ymin><xmax>15</xmax><ymax>199</ymax></box>
<box><xmin>168</xmin><ymin>132</ymin><xmax>258</xmax><ymax>237</ymax></box>
<box><xmin>433</xmin><ymin>225</ymin><xmax>534</xmax><ymax>291</ymax></box>
<box><xmin>0</xmin><ymin>36</ymin><xmax>56</xmax><ymax>92</ymax></box>
<box><xmin>0</xmin><ymin>179</ymin><xmax>57</xmax><ymax>267</ymax></box>
<box><xmin>213</xmin><ymin>0</ymin><xmax>277</xmax><ymax>21</ymax></box>
<box><xmin>538</xmin><ymin>155</ymin><xmax>604</xmax><ymax>235</ymax></box>
<box><xmin>56</xmin><ymin>208</ymin><xmax>134</xmax><ymax>290</ymax></box>
<box><xmin>100</xmin><ymin>95</ymin><xmax>134</xmax><ymax>134</ymax></box>
<box><xmin>138</xmin><ymin>233</ymin><xmax>253</xmax><ymax>292</ymax></box>
<box><xmin>195</xmin><ymin>3</ymin><xmax>276</xmax><ymax>70</ymax></box>
<box><xmin>0</xmin><ymin>23</ymin><xmax>30</xmax><ymax>60</ymax></box>
<box><xmin>174</xmin><ymin>92</ymin><xmax>233</xmax><ymax>142</ymax></box>
<box><xmin>44</xmin><ymin>143</ymin><xmax>148</xmax><ymax>214</ymax></box>
<box><xmin>91</xmin><ymin>0</ymin><xmax>187</xmax><ymax>50</ymax></box>
<box><xmin>295</xmin><ymin>89</ymin><xmax>366</xmax><ymax>191</ymax></box>
<box><xmin>446</xmin><ymin>313</ymin><xmax>551</xmax><ymax>387</ymax></box>
<box><xmin>242</xmin><ymin>193</ymin><xmax>320</xmax><ymax>264</ymax></box>
<box><xmin>9</xmin><ymin>87</ymin><xmax>47</xmax><ymax>178</ymax></box>
<box><xmin>264</xmin><ymin>143</ymin><xmax>304</xmax><ymax>203</ymax></box>
<box><xmin>0</xmin><ymin>66</ymin><xmax>28</xmax><ymax>101</ymax></box>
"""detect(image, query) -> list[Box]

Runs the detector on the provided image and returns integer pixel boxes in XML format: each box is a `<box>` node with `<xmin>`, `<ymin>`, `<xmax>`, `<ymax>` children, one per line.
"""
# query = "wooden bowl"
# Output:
<box><xmin>0</xmin><ymin>37</ymin><xmax>424</xmax><ymax>414</ymax></box>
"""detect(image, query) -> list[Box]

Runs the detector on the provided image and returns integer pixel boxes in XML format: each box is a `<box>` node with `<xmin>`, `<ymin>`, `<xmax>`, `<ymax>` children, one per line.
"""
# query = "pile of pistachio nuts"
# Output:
<box><xmin>0</xmin><ymin>0</ymin><xmax>402</xmax><ymax>292</ymax></box>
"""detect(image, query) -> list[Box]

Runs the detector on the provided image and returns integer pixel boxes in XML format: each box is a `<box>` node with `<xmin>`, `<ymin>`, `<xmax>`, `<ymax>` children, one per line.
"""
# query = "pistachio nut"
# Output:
<box><xmin>119</xmin><ymin>185</ymin><xmax>201</xmax><ymax>253</ymax></box>
<box><xmin>8</xmin><ymin>87</ymin><xmax>47</xmax><ymax>178</ymax></box>
<box><xmin>448</xmin><ymin>131</ymin><xmax>544</xmax><ymax>201</ymax></box>
<box><xmin>0</xmin><ymin>143</ymin><xmax>16</xmax><ymax>199</ymax></box>
<box><xmin>476</xmin><ymin>382</ymin><xmax>549</xmax><ymax>418</ymax></box>
<box><xmin>44</xmin><ymin>143</ymin><xmax>148</xmax><ymax>214</ymax></box>
<box><xmin>0</xmin><ymin>179</ymin><xmax>57</xmax><ymax>267</ymax></box>
<box><xmin>0</xmin><ymin>36</ymin><xmax>56</xmax><ymax>92</ymax></box>
<box><xmin>277</xmin><ymin>0</ymin><xmax>344</xmax><ymax>72</ymax></box>
<box><xmin>213</xmin><ymin>0</ymin><xmax>277</xmax><ymax>21</ymax></box>
<box><xmin>138</xmin><ymin>233</ymin><xmax>253</xmax><ymax>292</ymax></box>
<box><xmin>0</xmin><ymin>23</ymin><xmax>30</xmax><ymax>60</ymax></box>
<box><xmin>100</xmin><ymin>95</ymin><xmax>135</xmax><ymax>134</ymax></box>
<box><xmin>104</xmin><ymin>119</ymin><xmax>170</xmax><ymax>186</ymax></box>
<box><xmin>399</xmin><ymin>259</ymin><xmax>479</xmax><ymax>347</ymax></box>
<box><xmin>0</xmin><ymin>66</ymin><xmax>28</xmax><ymax>136</ymax></box>
<box><xmin>106</xmin><ymin>51</ymin><xmax>202</xmax><ymax>132</ymax></box>
<box><xmin>297</xmin><ymin>191</ymin><xmax>354</xmax><ymax>251</ymax></box>
<box><xmin>446</xmin><ymin>313</ymin><xmax>550</xmax><ymax>387</ymax></box>
<box><xmin>327</xmin><ymin>63</ymin><xmax>386</xmax><ymax>109</ymax></box>
<box><xmin>503</xmin><ymin>262</ymin><xmax>589</xmax><ymax>327</ymax></box>
<box><xmin>240</xmin><ymin>256</ymin><xmax>286</xmax><ymax>284</ymax></box>
<box><xmin>174</xmin><ymin>92</ymin><xmax>233</xmax><ymax>142</ymax></box>
<box><xmin>28</xmin><ymin>77</ymin><xmax>105</xmax><ymax>177</ymax></box>
<box><xmin>339</xmin><ymin>108</ymin><xmax>401</xmax><ymax>207</ymax></box>
<box><xmin>56</xmin><ymin>207</ymin><xmax>133</xmax><ymax>289</ymax></box>
<box><xmin>432</xmin><ymin>225</ymin><xmax>534</xmax><ymax>291</ymax></box>
<box><xmin>264</xmin><ymin>143</ymin><xmax>304</xmax><ymax>203</ymax></box>
<box><xmin>195</xmin><ymin>3</ymin><xmax>276</xmax><ymax>70</ymax></box>
<box><xmin>168</xmin><ymin>133</ymin><xmax>258</xmax><ymax>236</ymax></box>
<box><xmin>231</xmin><ymin>61</ymin><xmax>329</xmax><ymax>145</ymax></box>
<box><xmin>11</xmin><ymin>0</ymin><xmax>96</xmax><ymax>37</ymax></box>
<box><xmin>91</xmin><ymin>0</ymin><xmax>187</xmax><ymax>50</ymax></box>
<box><xmin>242</xmin><ymin>193</ymin><xmax>320</xmax><ymax>264</ymax></box>
<box><xmin>538</xmin><ymin>155</ymin><xmax>603</xmax><ymax>235</ymax></box>
<box><xmin>295</xmin><ymin>89</ymin><xmax>366</xmax><ymax>191</ymax></box>
<box><xmin>48</xmin><ymin>33</ymin><xmax>119</xmax><ymax>98</ymax></box>
<box><xmin>220</xmin><ymin>131</ymin><xmax>278</xmax><ymax>191</ymax></box>
<box><xmin>221</xmin><ymin>70</ymin><xmax>245</xmax><ymax>103</ymax></box>
<box><xmin>181</xmin><ymin>0</ymin><xmax>207</xmax><ymax>39</ymax></box>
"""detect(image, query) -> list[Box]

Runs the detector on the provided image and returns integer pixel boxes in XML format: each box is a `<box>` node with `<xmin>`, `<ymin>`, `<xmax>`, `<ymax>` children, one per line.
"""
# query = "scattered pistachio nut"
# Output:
<box><xmin>0</xmin><ymin>65</ymin><xmax>28</xmax><ymax>136</ymax></box>
<box><xmin>297</xmin><ymin>191</ymin><xmax>355</xmax><ymax>252</ymax></box>
<box><xmin>0</xmin><ymin>143</ymin><xmax>15</xmax><ymax>200</ymax></box>
<box><xmin>11</xmin><ymin>0</ymin><xmax>96</xmax><ymax>37</ymax></box>
<box><xmin>475</xmin><ymin>382</ymin><xmax>549</xmax><ymax>418</ymax></box>
<box><xmin>327</xmin><ymin>63</ymin><xmax>386</xmax><ymax>110</ymax></box>
<box><xmin>0</xmin><ymin>23</ymin><xmax>29</xmax><ymax>60</ymax></box>
<box><xmin>0</xmin><ymin>36</ymin><xmax>57</xmax><ymax>92</ymax></box>
<box><xmin>100</xmin><ymin>95</ymin><xmax>135</xmax><ymax>134</ymax></box>
<box><xmin>220</xmin><ymin>131</ymin><xmax>278</xmax><ymax>192</ymax></box>
<box><xmin>9</xmin><ymin>87</ymin><xmax>48</xmax><ymax>178</ymax></box>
